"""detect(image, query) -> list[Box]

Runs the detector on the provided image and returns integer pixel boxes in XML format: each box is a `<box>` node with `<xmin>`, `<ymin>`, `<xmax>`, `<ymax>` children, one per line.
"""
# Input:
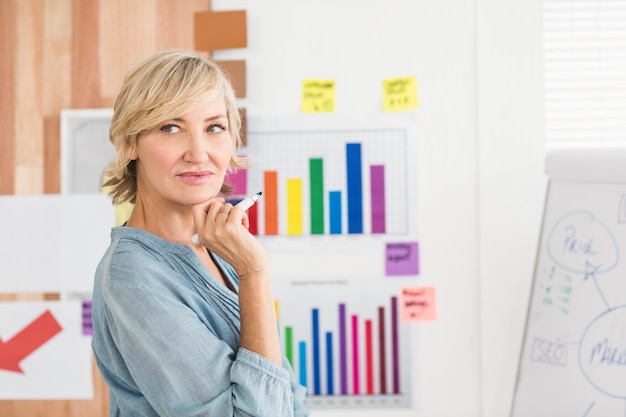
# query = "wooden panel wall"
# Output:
<box><xmin>0</xmin><ymin>1</ymin><xmax>209</xmax><ymax>415</ymax></box>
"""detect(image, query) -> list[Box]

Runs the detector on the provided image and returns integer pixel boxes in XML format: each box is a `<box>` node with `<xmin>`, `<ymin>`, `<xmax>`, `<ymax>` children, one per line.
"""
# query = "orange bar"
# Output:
<box><xmin>264</xmin><ymin>171</ymin><xmax>278</xmax><ymax>235</ymax></box>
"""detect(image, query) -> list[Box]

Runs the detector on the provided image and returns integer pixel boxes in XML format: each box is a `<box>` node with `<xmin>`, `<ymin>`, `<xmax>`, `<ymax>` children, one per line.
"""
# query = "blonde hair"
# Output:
<box><xmin>104</xmin><ymin>49</ymin><xmax>247</xmax><ymax>204</ymax></box>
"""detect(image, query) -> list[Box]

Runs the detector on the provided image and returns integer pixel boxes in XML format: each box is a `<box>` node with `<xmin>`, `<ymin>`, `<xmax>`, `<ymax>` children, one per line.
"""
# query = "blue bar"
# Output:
<box><xmin>329</xmin><ymin>191</ymin><xmax>342</xmax><ymax>234</ymax></box>
<box><xmin>346</xmin><ymin>143</ymin><xmax>363</xmax><ymax>233</ymax></box>
<box><xmin>312</xmin><ymin>309</ymin><xmax>321</xmax><ymax>395</ymax></box>
<box><xmin>326</xmin><ymin>331</ymin><xmax>334</xmax><ymax>395</ymax></box>
<box><xmin>299</xmin><ymin>341</ymin><xmax>307</xmax><ymax>387</ymax></box>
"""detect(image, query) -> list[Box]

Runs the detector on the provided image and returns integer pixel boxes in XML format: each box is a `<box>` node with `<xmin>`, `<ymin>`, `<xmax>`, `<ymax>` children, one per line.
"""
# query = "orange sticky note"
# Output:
<box><xmin>216</xmin><ymin>60</ymin><xmax>247</xmax><ymax>98</ymax></box>
<box><xmin>401</xmin><ymin>286</ymin><xmax>437</xmax><ymax>322</ymax></box>
<box><xmin>301</xmin><ymin>79</ymin><xmax>335</xmax><ymax>113</ymax></box>
<box><xmin>194</xmin><ymin>10</ymin><xmax>247</xmax><ymax>51</ymax></box>
<box><xmin>382</xmin><ymin>76</ymin><xmax>418</xmax><ymax>112</ymax></box>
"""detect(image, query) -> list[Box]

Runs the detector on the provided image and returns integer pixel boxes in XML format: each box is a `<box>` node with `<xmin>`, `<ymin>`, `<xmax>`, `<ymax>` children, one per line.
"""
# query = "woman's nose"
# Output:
<box><xmin>183</xmin><ymin>130</ymin><xmax>209</xmax><ymax>163</ymax></box>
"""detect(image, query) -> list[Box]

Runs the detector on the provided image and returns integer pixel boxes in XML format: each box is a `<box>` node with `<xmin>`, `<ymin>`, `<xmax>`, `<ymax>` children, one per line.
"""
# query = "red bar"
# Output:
<box><xmin>248</xmin><ymin>202</ymin><xmax>259</xmax><ymax>235</ymax></box>
<box><xmin>365</xmin><ymin>319</ymin><xmax>374</xmax><ymax>394</ymax></box>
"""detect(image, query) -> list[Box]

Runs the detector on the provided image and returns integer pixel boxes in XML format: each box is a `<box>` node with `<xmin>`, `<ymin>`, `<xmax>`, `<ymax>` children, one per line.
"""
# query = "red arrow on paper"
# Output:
<box><xmin>0</xmin><ymin>310</ymin><xmax>63</xmax><ymax>374</ymax></box>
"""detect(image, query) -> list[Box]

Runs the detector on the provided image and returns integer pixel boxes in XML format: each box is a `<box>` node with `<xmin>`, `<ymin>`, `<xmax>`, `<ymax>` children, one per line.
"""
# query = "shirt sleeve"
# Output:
<box><xmin>101</xmin><ymin>265</ymin><xmax>307</xmax><ymax>417</ymax></box>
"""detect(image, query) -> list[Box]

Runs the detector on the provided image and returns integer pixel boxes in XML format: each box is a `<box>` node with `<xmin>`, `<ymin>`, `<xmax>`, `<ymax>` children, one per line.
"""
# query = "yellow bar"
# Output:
<box><xmin>286</xmin><ymin>178</ymin><xmax>303</xmax><ymax>235</ymax></box>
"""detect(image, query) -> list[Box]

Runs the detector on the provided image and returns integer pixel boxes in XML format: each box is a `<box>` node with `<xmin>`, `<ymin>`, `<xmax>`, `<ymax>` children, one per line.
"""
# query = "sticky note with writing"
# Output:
<box><xmin>82</xmin><ymin>300</ymin><xmax>93</xmax><ymax>336</ymax></box>
<box><xmin>302</xmin><ymin>79</ymin><xmax>335</xmax><ymax>113</ymax></box>
<box><xmin>386</xmin><ymin>241</ymin><xmax>419</xmax><ymax>275</ymax></box>
<box><xmin>401</xmin><ymin>286</ymin><xmax>437</xmax><ymax>322</ymax></box>
<box><xmin>382</xmin><ymin>76</ymin><xmax>418</xmax><ymax>112</ymax></box>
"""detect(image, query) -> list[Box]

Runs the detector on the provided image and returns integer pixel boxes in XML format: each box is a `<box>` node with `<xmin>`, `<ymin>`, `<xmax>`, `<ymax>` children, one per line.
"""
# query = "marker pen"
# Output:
<box><xmin>192</xmin><ymin>191</ymin><xmax>263</xmax><ymax>244</ymax></box>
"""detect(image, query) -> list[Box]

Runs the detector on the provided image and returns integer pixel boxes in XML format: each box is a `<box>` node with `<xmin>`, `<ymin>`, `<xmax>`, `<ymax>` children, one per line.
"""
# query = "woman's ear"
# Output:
<box><xmin>128</xmin><ymin>146</ymin><xmax>138</xmax><ymax>161</ymax></box>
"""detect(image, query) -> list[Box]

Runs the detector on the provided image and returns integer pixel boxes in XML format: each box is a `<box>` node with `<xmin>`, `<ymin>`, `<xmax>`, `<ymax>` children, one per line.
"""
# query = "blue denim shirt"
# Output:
<box><xmin>92</xmin><ymin>227</ymin><xmax>309</xmax><ymax>417</ymax></box>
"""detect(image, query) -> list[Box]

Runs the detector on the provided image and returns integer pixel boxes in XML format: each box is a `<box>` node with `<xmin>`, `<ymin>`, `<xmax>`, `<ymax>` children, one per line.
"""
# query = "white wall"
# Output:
<box><xmin>211</xmin><ymin>1</ymin><xmax>545</xmax><ymax>416</ymax></box>
<box><xmin>476</xmin><ymin>1</ymin><xmax>546</xmax><ymax>416</ymax></box>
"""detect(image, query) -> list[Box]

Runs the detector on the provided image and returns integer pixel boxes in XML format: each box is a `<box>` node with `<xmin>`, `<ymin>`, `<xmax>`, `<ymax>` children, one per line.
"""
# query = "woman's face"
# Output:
<box><xmin>131</xmin><ymin>99</ymin><xmax>233</xmax><ymax>208</ymax></box>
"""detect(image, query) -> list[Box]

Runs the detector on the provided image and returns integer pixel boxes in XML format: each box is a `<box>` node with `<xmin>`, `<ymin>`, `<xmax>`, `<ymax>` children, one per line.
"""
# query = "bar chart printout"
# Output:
<box><xmin>277</xmin><ymin>286</ymin><xmax>412</xmax><ymax>409</ymax></box>
<box><xmin>245</xmin><ymin>127</ymin><xmax>408</xmax><ymax>237</ymax></box>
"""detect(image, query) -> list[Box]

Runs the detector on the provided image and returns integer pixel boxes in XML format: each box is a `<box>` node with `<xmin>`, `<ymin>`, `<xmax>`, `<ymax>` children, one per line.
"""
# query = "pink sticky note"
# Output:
<box><xmin>401</xmin><ymin>286</ymin><xmax>437</xmax><ymax>322</ymax></box>
<box><xmin>225</xmin><ymin>167</ymin><xmax>248</xmax><ymax>196</ymax></box>
<box><xmin>386</xmin><ymin>242</ymin><xmax>419</xmax><ymax>276</ymax></box>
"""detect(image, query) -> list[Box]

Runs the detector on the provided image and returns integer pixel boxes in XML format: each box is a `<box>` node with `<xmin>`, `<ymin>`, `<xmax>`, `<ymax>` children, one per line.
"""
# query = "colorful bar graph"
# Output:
<box><xmin>245</xmin><ymin>126</ymin><xmax>409</xmax><ymax>237</ymax></box>
<box><xmin>282</xmin><ymin>295</ymin><xmax>404</xmax><ymax>403</ymax></box>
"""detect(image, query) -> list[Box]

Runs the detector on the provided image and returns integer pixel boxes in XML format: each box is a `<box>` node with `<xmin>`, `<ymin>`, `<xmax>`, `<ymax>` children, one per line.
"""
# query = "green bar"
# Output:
<box><xmin>309</xmin><ymin>158</ymin><xmax>324</xmax><ymax>234</ymax></box>
<box><xmin>285</xmin><ymin>326</ymin><xmax>293</xmax><ymax>366</ymax></box>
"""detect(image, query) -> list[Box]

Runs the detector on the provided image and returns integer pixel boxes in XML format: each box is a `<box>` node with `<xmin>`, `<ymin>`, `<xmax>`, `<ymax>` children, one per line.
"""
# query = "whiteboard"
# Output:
<box><xmin>511</xmin><ymin>148</ymin><xmax>626</xmax><ymax>417</ymax></box>
<box><xmin>60</xmin><ymin>108</ymin><xmax>114</xmax><ymax>194</ymax></box>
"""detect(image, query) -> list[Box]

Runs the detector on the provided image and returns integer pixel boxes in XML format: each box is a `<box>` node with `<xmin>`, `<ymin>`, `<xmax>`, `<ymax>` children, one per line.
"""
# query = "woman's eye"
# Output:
<box><xmin>160</xmin><ymin>124</ymin><xmax>180</xmax><ymax>134</ymax></box>
<box><xmin>208</xmin><ymin>124</ymin><xmax>226</xmax><ymax>133</ymax></box>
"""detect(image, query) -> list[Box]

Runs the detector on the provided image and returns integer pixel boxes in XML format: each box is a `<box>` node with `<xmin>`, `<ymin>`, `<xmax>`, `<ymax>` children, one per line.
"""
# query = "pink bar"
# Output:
<box><xmin>351</xmin><ymin>314</ymin><xmax>360</xmax><ymax>394</ymax></box>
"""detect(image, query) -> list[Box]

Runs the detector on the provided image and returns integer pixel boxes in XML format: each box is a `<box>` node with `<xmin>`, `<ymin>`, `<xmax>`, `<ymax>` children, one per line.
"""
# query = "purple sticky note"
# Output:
<box><xmin>385</xmin><ymin>241</ymin><xmax>419</xmax><ymax>276</ymax></box>
<box><xmin>82</xmin><ymin>300</ymin><xmax>93</xmax><ymax>336</ymax></box>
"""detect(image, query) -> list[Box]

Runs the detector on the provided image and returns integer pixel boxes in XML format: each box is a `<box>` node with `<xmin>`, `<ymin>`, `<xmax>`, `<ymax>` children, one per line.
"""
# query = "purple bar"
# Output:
<box><xmin>391</xmin><ymin>296</ymin><xmax>400</xmax><ymax>394</ymax></box>
<box><xmin>370</xmin><ymin>165</ymin><xmax>386</xmax><ymax>233</ymax></box>
<box><xmin>339</xmin><ymin>303</ymin><xmax>348</xmax><ymax>394</ymax></box>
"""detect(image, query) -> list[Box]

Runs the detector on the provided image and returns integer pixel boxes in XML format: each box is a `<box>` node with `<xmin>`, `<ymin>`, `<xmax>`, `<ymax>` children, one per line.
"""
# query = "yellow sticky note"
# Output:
<box><xmin>301</xmin><ymin>79</ymin><xmax>335</xmax><ymax>113</ymax></box>
<box><xmin>382</xmin><ymin>76</ymin><xmax>418</xmax><ymax>112</ymax></box>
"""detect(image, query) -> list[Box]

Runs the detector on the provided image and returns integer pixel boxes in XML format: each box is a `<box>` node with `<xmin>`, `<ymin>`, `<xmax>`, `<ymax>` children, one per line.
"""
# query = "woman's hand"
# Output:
<box><xmin>191</xmin><ymin>199</ymin><xmax>269</xmax><ymax>279</ymax></box>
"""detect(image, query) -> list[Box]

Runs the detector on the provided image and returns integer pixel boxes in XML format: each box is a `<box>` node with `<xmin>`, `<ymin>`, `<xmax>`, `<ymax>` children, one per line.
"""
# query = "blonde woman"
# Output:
<box><xmin>92</xmin><ymin>50</ymin><xmax>309</xmax><ymax>417</ymax></box>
